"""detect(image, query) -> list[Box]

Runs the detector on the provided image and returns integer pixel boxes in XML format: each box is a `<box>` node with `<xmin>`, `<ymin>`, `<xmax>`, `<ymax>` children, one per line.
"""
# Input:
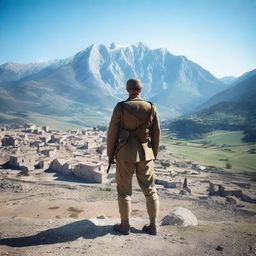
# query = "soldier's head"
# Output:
<box><xmin>126</xmin><ymin>78</ymin><xmax>143</xmax><ymax>96</ymax></box>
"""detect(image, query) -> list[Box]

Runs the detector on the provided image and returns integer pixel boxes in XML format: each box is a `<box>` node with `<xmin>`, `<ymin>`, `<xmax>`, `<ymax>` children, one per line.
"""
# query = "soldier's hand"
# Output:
<box><xmin>108</xmin><ymin>157</ymin><xmax>115</xmax><ymax>164</ymax></box>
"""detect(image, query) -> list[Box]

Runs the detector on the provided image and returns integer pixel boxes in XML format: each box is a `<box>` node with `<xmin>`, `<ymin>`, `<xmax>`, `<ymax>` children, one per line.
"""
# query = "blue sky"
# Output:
<box><xmin>0</xmin><ymin>0</ymin><xmax>255</xmax><ymax>77</ymax></box>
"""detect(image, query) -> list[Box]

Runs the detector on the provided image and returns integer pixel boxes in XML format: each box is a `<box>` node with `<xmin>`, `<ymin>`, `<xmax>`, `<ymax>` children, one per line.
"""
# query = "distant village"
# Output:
<box><xmin>0</xmin><ymin>123</ymin><xmax>108</xmax><ymax>183</ymax></box>
<box><xmin>0</xmin><ymin>123</ymin><xmax>255</xmax><ymax>208</ymax></box>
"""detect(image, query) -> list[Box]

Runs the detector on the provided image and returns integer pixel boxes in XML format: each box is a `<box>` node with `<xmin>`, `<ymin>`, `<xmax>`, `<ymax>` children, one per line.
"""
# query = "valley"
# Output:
<box><xmin>162</xmin><ymin>130</ymin><xmax>256</xmax><ymax>178</ymax></box>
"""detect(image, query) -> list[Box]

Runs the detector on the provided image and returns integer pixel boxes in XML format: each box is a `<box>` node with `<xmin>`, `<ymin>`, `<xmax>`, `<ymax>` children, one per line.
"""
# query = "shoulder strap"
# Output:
<box><xmin>118</xmin><ymin>101</ymin><xmax>125</xmax><ymax>129</ymax></box>
<box><xmin>146</xmin><ymin>101</ymin><xmax>154</xmax><ymax>128</ymax></box>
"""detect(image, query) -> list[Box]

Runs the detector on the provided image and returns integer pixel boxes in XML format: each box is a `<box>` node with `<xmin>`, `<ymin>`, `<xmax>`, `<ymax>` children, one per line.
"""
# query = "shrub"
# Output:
<box><xmin>226</xmin><ymin>162</ymin><xmax>232</xmax><ymax>169</ymax></box>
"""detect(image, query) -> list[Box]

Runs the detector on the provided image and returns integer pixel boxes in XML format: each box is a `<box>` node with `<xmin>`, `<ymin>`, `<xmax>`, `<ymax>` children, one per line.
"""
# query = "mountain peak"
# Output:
<box><xmin>109</xmin><ymin>42</ymin><xmax>128</xmax><ymax>49</ymax></box>
<box><xmin>132</xmin><ymin>42</ymin><xmax>149</xmax><ymax>49</ymax></box>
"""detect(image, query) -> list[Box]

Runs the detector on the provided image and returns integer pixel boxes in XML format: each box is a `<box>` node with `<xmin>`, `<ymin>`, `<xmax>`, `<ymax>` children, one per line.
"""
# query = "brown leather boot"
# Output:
<box><xmin>142</xmin><ymin>224</ymin><xmax>157</xmax><ymax>235</ymax></box>
<box><xmin>114</xmin><ymin>223</ymin><xmax>130</xmax><ymax>235</ymax></box>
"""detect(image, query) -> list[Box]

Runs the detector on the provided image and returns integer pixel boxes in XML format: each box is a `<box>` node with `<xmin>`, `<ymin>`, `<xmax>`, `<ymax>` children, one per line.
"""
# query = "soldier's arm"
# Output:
<box><xmin>151</xmin><ymin>104</ymin><xmax>160</xmax><ymax>159</ymax></box>
<box><xmin>107</xmin><ymin>103</ymin><xmax>121</xmax><ymax>160</ymax></box>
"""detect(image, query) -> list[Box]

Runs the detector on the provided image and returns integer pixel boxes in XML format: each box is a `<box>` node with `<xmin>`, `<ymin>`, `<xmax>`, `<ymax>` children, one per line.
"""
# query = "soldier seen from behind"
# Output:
<box><xmin>107</xmin><ymin>78</ymin><xmax>160</xmax><ymax>235</ymax></box>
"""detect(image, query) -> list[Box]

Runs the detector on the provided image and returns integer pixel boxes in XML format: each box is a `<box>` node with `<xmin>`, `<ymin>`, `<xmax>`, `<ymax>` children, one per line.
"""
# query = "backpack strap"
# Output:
<box><xmin>118</xmin><ymin>101</ymin><xmax>125</xmax><ymax>129</ymax></box>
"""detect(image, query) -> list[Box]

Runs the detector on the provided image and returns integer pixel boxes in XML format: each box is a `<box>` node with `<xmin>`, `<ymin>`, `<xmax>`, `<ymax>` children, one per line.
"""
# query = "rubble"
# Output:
<box><xmin>0</xmin><ymin>181</ymin><xmax>23</xmax><ymax>192</ymax></box>
<box><xmin>155</xmin><ymin>178</ymin><xmax>177</xmax><ymax>188</ymax></box>
<box><xmin>209</xmin><ymin>180</ymin><xmax>256</xmax><ymax>204</ymax></box>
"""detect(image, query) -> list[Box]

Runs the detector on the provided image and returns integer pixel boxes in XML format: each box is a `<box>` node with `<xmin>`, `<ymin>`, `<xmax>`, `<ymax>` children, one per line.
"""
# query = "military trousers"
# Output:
<box><xmin>116</xmin><ymin>159</ymin><xmax>159</xmax><ymax>220</ymax></box>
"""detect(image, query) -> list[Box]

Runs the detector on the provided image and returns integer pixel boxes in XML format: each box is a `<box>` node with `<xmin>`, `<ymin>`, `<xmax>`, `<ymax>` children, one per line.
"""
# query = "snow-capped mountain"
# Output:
<box><xmin>0</xmin><ymin>42</ymin><xmax>227</xmax><ymax>127</ymax></box>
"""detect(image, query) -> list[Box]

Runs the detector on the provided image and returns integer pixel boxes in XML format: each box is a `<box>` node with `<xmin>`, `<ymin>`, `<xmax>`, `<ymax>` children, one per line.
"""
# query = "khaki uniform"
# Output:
<box><xmin>107</xmin><ymin>94</ymin><xmax>160</xmax><ymax>221</ymax></box>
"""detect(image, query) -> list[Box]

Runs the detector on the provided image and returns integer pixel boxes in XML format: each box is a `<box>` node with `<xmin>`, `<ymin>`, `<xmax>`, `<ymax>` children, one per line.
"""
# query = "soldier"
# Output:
<box><xmin>107</xmin><ymin>78</ymin><xmax>160</xmax><ymax>235</ymax></box>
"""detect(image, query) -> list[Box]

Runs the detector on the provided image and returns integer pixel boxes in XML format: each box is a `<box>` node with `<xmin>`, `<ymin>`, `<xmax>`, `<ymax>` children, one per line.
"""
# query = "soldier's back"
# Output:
<box><xmin>121</xmin><ymin>97</ymin><xmax>153</xmax><ymax>131</ymax></box>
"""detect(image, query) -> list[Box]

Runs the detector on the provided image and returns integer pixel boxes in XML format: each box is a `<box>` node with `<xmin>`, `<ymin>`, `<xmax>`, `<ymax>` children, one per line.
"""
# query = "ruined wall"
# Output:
<box><xmin>73</xmin><ymin>163</ymin><xmax>105</xmax><ymax>183</ymax></box>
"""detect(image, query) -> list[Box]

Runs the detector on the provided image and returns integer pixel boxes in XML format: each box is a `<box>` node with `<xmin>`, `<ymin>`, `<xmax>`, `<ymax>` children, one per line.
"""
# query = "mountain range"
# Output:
<box><xmin>0</xmin><ymin>42</ymin><xmax>251</xmax><ymax>128</ymax></box>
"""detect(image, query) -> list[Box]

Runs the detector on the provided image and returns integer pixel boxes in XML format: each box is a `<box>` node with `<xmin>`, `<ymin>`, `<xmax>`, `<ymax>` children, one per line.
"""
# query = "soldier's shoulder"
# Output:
<box><xmin>143</xmin><ymin>100</ymin><xmax>157</xmax><ymax>109</ymax></box>
<box><xmin>147</xmin><ymin>101</ymin><xmax>158</xmax><ymax>114</ymax></box>
<box><xmin>115</xmin><ymin>101</ymin><xmax>125</xmax><ymax>106</ymax></box>
<box><xmin>145</xmin><ymin>100</ymin><xmax>155</xmax><ymax>106</ymax></box>
<box><xmin>113</xmin><ymin>101</ymin><xmax>124</xmax><ymax>113</ymax></box>
<box><xmin>115</xmin><ymin>101</ymin><xmax>125</xmax><ymax>109</ymax></box>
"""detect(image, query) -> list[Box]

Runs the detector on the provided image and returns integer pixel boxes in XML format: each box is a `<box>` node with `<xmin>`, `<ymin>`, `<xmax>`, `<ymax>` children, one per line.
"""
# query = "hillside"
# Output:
<box><xmin>163</xmin><ymin>71</ymin><xmax>256</xmax><ymax>142</ymax></box>
<box><xmin>198</xmin><ymin>69</ymin><xmax>256</xmax><ymax>110</ymax></box>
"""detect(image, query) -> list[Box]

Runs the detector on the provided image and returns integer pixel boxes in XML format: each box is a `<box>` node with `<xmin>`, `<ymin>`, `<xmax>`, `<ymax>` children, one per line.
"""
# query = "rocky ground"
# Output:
<box><xmin>0</xmin><ymin>166</ymin><xmax>256</xmax><ymax>256</ymax></box>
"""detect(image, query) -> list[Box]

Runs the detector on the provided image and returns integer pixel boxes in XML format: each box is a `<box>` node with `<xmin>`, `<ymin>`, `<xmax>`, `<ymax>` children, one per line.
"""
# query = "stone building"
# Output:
<box><xmin>209</xmin><ymin>180</ymin><xmax>223</xmax><ymax>195</ymax></box>
<box><xmin>49</xmin><ymin>135</ymin><xmax>65</xmax><ymax>144</ymax></box>
<box><xmin>24</xmin><ymin>123</ymin><xmax>37</xmax><ymax>129</ymax></box>
<box><xmin>2</xmin><ymin>136</ymin><xmax>19</xmax><ymax>147</ymax></box>
<box><xmin>73</xmin><ymin>162</ymin><xmax>105</xmax><ymax>183</ymax></box>
<box><xmin>49</xmin><ymin>158</ymin><xmax>106</xmax><ymax>183</ymax></box>
<box><xmin>49</xmin><ymin>159</ymin><xmax>74</xmax><ymax>175</ymax></box>
<box><xmin>40</xmin><ymin>135</ymin><xmax>51</xmax><ymax>143</ymax></box>
<box><xmin>30</xmin><ymin>140</ymin><xmax>44</xmax><ymax>147</ymax></box>
<box><xmin>40</xmin><ymin>148</ymin><xmax>57</xmax><ymax>157</ymax></box>
<box><xmin>42</xmin><ymin>126</ymin><xmax>49</xmax><ymax>132</ymax></box>
<box><xmin>8</xmin><ymin>153</ymin><xmax>36</xmax><ymax>170</ymax></box>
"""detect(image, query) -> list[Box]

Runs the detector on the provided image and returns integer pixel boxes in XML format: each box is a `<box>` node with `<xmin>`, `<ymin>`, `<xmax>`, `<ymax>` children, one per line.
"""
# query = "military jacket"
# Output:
<box><xmin>107</xmin><ymin>95</ymin><xmax>160</xmax><ymax>163</ymax></box>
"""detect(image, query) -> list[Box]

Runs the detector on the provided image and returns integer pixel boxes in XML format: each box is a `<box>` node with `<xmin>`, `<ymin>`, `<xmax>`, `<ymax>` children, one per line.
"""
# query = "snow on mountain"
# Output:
<box><xmin>0</xmin><ymin>42</ymin><xmax>227</xmax><ymax>125</ymax></box>
<box><xmin>70</xmin><ymin>42</ymin><xmax>226</xmax><ymax>113</ymax></box>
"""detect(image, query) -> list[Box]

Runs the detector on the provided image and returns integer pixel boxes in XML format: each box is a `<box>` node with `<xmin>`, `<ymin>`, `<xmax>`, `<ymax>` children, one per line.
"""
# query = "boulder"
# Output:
<box><xmin>160</xmin><ymin>207</ymin><xmax>198</xmax><ymax>227</ymax></box>
<box><xmin>226</xmin><ymin>196</ymin><xmax>239</xmax><ymax>205</ymax></box>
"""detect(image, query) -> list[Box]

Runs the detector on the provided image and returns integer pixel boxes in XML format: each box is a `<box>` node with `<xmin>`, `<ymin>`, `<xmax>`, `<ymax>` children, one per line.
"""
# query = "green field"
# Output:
<box><xmin>162</xmin><ymin>130</ymin><xmax>256</xmax><ymax>178</ymax></box>
<box><xmin>0</xmin><ymin>110</ymin><xmax>110</xmax><ymax>130</ymax></box>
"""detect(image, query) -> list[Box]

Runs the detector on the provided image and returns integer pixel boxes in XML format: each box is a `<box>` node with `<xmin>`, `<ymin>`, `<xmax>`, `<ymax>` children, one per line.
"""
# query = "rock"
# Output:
<box><xmin>97</xmin><ymin>215</ymin><xmax>108</xmax><ymax>219</ymax></box>
<box><xmin>191</xmin><ymin>171</ymin><xmax>200</xmax><ymax>175</ymax></box>
<box><xmin>216</xmin><ymin>245</ymin><xmax>224</xmax><ymax>251</ymax></box>
<box><xmin>159</xmin><ymin>145</ymin><xmax>166</xmax><ymax>151</ymax></box>
<box><xmin>160</xmin><ymin>207</ymin><xmax>198</xmax><ymax>227</ymax></box>
<box><xmin>179</xmin><ymin>189</ymin><xmax>191</xmax><ymax>195</ymax></box>
<box><xmin>226</xmin><ymin>196</ymin><xmax>239</xmax><ymax>205</ymax></box>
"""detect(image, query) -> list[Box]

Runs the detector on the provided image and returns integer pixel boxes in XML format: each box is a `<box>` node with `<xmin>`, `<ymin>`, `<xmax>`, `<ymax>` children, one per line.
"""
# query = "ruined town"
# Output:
<box><xmin>0</xmin><ymin>123</ymin><xmax>108</xmax><ymax>183</ymax></box>
<box><xmin>0</xmin><ymin>124</ymin><xmax>255</xmax><ymax>255</ymax></box>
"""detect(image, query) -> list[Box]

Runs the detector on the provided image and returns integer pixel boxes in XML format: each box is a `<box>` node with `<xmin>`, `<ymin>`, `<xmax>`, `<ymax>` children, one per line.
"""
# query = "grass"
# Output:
<box><xmin>195</xmin><ymin>130</ymin><xmax>245</xmax><ymax>145</ymax></box>
<box><xmin>162</xmin><ymin>130</ymin><xmax>256</xmax><ymax>178</ymax></box>
<box><xmin>0</xmin><ymin>111</ymin><xmax>109</xmax><ymax>130</ymax></box>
